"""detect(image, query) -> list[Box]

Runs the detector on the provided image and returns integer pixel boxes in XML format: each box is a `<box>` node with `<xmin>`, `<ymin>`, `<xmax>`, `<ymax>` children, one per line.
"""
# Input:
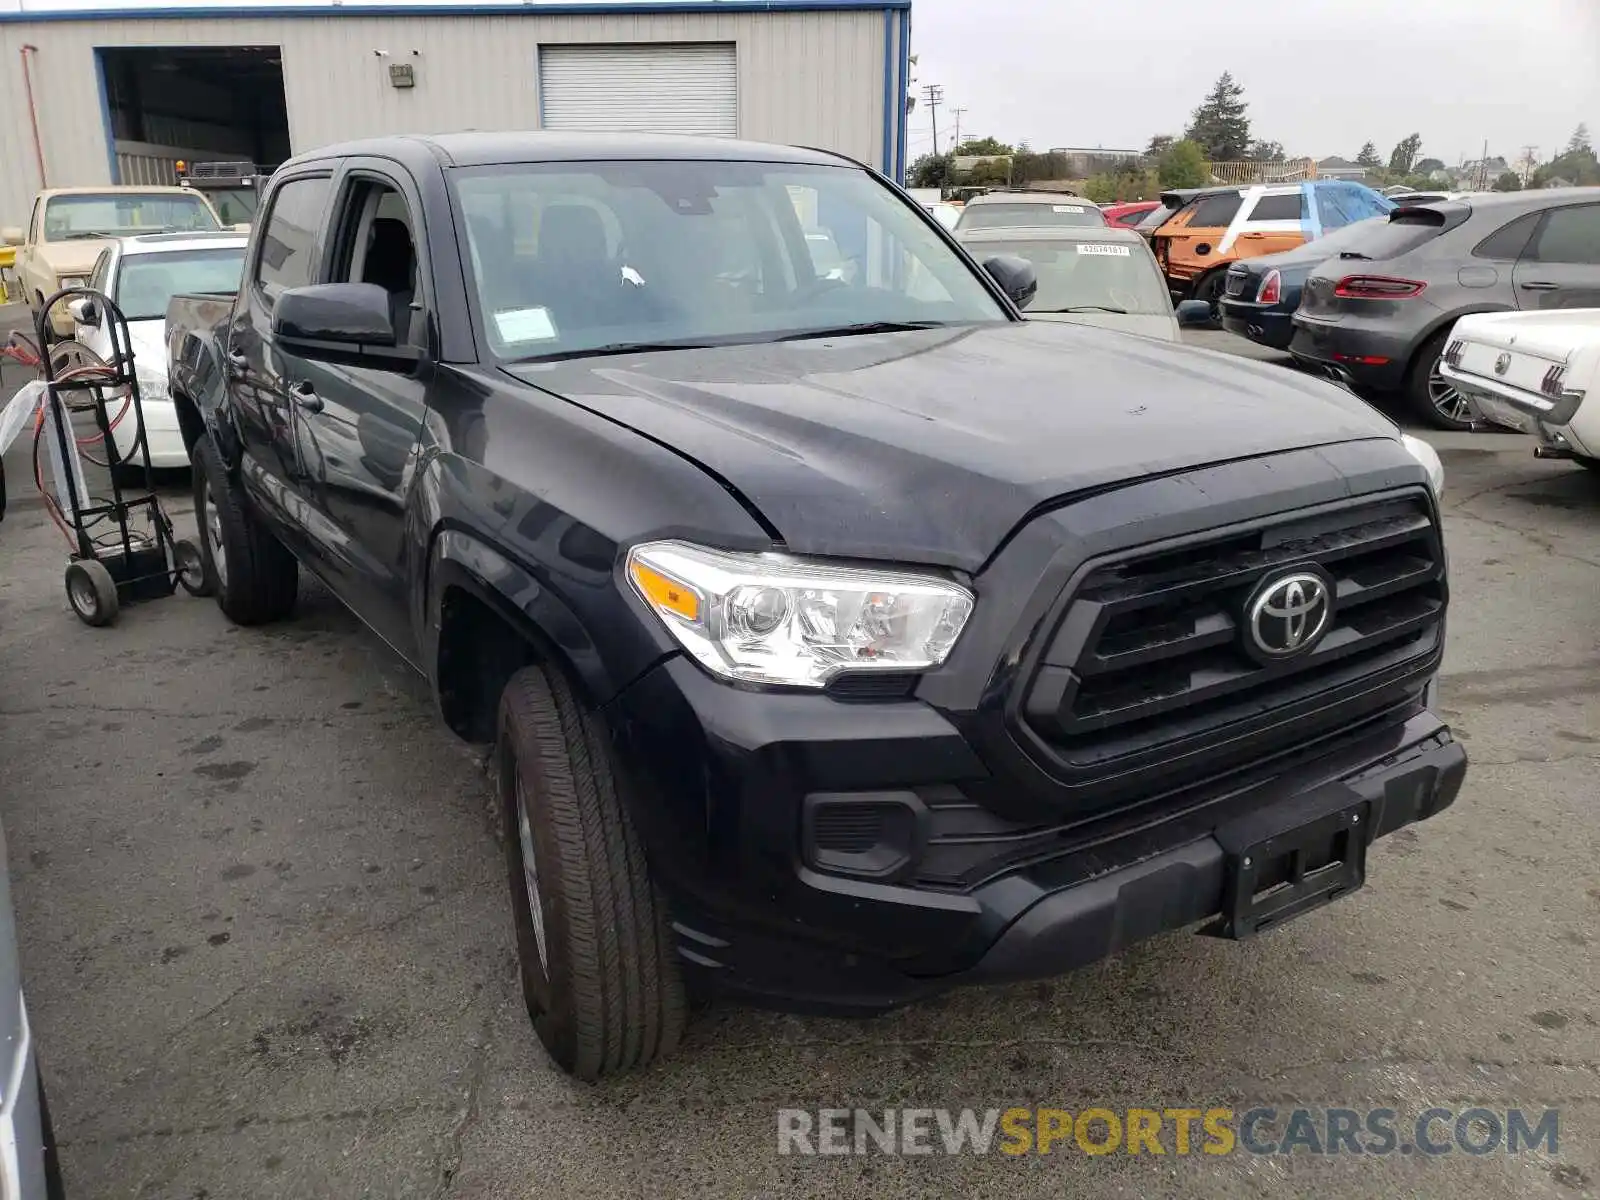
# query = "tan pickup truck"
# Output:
<box><xmin>2</xmin><ymin>186</ymin><xmax>223</xmax><ymax>339</ymax></box>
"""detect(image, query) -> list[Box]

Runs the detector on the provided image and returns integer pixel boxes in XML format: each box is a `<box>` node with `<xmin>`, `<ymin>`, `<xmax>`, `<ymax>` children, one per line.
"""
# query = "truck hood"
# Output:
<box><xmin>1026</xmin><ymin>311</ymin><xmax>1180</xmax><ymax>342</ymax></box>
<box><xmin>506</xmin><ymin>321</ymin><xmax>1399</xmax><ymax>570</ymax></box>
<box><xmin>36</xmin><ymin>239</ymin><xmax>108</xmax><ymax>276</ymax></box>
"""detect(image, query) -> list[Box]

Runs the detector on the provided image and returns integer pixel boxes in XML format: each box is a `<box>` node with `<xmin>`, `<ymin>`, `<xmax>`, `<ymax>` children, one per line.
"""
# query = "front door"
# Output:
<box><xmin>1512</xmin><ymin>203</ymin><xmax>1600</xmax><ymax>311</ymax></box>
<box><xmin>280</xmin><ymin>162</ymin><xmax>434</xmax><ymax>663</ymax></box>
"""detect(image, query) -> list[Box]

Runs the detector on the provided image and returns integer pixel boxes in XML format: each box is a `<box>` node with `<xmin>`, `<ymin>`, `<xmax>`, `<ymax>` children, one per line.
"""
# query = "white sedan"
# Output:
<box><xmin>64</xmin><ymin>231</ymin><xmax>248</xmax><ymax>468</ymax></box>
<box><xmin>1440</xmin><ymin>309</ymin><xmax>1600</xmax><ymax>474</ymax></box>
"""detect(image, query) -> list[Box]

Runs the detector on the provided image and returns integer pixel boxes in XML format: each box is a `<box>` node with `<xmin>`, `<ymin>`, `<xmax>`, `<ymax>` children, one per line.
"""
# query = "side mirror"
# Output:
<box><xmin>1175</xmin><ymin>299</ymin><xmax>1213</xmax><ymax>328</ymax></box>
<box><xmin>982</xmin><ymin>254</ymin><xmax>1038</xmax><ymax>310</ymax></box>
<box><xmin>1</xmin><ymin>227</ymin><xmax>22</xmax><ymax>247</ymax></box>
<box><xmin>67</xmin><ymin>297</ymin><xmax>100</xmax><ymax>327</ymax></box>
<box><xmin>272</xmin><ymin>281</ymin><xmax>397</xmax><ymax>349</ymax></box>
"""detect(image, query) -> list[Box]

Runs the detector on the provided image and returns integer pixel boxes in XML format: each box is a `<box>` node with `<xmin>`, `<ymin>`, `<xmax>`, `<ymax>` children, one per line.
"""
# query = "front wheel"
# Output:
<box><xmin>498</xmin><ymin>664</ymin><xmax>686</xmax><ymax>1080</ymax></box>
<box><xmin>1406</xmin><ymin>331</ymin><xmax>1476</xmax><ymax>431</ymax></box>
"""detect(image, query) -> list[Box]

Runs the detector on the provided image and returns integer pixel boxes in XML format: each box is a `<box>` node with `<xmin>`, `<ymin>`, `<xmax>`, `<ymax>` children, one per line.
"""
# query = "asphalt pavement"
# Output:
<box><xmin>1</xmin><ymin>308</ymin><xmax>1597</xmax><ymax>1199</ymax></box>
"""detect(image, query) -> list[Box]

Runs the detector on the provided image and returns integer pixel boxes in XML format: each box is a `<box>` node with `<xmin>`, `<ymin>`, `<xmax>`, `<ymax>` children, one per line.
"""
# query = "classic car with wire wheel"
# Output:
<box><xmin>1291</xmin><ymin>189</ymin><xmax>1600</xmax><ymax>431</ymax></box>
<box><xmin>167</xmin><ymin>131</ymin><xmax>1465</xmax><ymax>1080</ymax></box>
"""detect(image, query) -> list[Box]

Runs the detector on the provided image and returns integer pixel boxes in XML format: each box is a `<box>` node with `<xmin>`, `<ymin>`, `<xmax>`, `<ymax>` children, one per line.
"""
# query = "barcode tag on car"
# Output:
<box><xmin>493</xmin><ymin>307</ymin><xmax>557</xmax><ymax>342</ymax></box>
<box><xmin>1053</xmin><ymin>205</ymin><xmax>1086</xmax><ymax>214</ymax></box>
<box><xmin>1077</xmin><ymin>244</ymin><xmax>1131</xmax><ymax>256</ymax></box>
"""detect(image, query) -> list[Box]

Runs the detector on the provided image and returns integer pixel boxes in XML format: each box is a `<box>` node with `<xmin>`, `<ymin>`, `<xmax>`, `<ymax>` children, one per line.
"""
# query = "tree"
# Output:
<box><xmin>1493</xmin><ymin>171</ymin><xmax>1523</xmax><ymax>192</ymax></box>
<box><xmin>1415</xmin><ymin>157</ymin><xmax>1445</xmax><ymax>175</ymax></box>
<box><xmin>1388</xmin><ymin>133</ymin><xmax>1423</xmax><ymax>176</ymax></box>
<box><xmin>1158</xmin><ymin>139</ymin><xmax>1210</xmax><ymax>189</ymax></box>
<box><xmin>1247</xmin><ymin>139</ymin><xmax>1285</xmax><ymax>163</ymax></box>
<box><xmin>1568</xmin><ymin>123</ymin><xmax>1592</xmax><ymax>155</ymax></box>
<box><xmin>1184</xmin><ymin>72</ymin><xmax>1251</xmax><ymax>161</ymax></box>
<box><xmin>908</xmin><ymin>153</ymin><xmax>952</xmax><ymax>190</ymax></box>
<box><xmin>1146</xmin><ymin>133</ymin><xmax>1176</xmax><ymax>157</ymax></box>
<box><xmin>953</xmin><ymin>136</ymin><xmax>1012</xmax><ymax>157</ymax></box>
<box><xmin>1356</xmin><ymin>141</ymin><xmax>1383</xmax><ymax>168</ymax></box>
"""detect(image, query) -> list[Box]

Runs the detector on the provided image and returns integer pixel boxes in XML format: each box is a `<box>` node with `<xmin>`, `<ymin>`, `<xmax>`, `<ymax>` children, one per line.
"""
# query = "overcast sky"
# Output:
<box><xmin>908</xmin><ymin>0</ymin><xmax>1600</xmax><ymax>166</ymax></box>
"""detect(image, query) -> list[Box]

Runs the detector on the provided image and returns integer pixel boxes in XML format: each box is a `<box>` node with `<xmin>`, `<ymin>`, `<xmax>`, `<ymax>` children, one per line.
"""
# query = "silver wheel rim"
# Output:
<box><xmin>68</xmin><ymin>573</ymin><xmax>96</xmax><ymax>615</ymax></box>
<box><xmin>203</xmin><ymin>479</ymin><xmax>228</xmax><ymax>589</ymax></box>
<box><xmin>515</xmin><ymin>772</ymin><xmax>550</xmax><ymax>974</ymax></box>
<box><xmin>1428</xmin><ymin>365</ymin><xmax>1472</xmax><ymax>425</ymax></box>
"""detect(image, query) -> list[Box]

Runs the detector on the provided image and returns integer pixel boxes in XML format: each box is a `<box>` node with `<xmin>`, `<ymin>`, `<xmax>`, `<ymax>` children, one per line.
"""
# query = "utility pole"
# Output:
<box><xmin>951</xmin><ymin>107</ymin><xmax>967</xmax><ymax>152</ymax></box>
<box><xmin>1519</xmin><ymin>144</ymin><xmax>1539</xmax><ymax>186</ymax></box>
<box><xmin>922</xmin><ymin>84</ymin><xmax>943</xmax><ymax>157</ymax></box>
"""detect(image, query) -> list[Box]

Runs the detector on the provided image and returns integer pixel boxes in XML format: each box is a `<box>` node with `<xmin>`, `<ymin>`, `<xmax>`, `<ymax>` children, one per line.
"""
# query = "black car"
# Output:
<box><xmin>1221</xmin><ymin>217</ymin><xmax>1390</xmax><ymax>350</ymax></box>
<box><xmin>166</xmin><ymin>132</ymin><xmax>1464</xmax><ymax>1079</ymax></box>
<box><xmin>1290</xmin><ymin>189</ymin><xmax>1600</xmax><ymax>429</ymax></box>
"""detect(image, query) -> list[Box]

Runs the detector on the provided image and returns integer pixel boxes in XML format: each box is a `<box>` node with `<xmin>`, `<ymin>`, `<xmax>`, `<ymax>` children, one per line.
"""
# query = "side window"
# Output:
<box><xmin>254</xmin><ymin>176</ymin><xmax>332</xmax><ymax>295</ymax></box>
<box><xmin>88</xmin><ymin>248</ymin><xmax>113</xmax><ymax>294</ymax></box>
<box><xmin>1184</xmin><ymin>193</ymin><xmax>1243</xmax><ymax>228</ymax></box>
<box><xmin>329</xmin><ymin>178</ymin><xmax>424</xmax><ymax>346</ymax></box>
<box><xmin>1472</xmin><ymin>211</ymin><xmax>1541</xmax><ymax>261</ymax></box>
<box><xmin>1248</xmin><ymin>192</ymin><xmax>1306</xmax><ymax>222</ymax></box>
<box><xmin>1526</xmin><ymin>205</ymin><xmax>1600</xmax><ymax>266</ymax></box>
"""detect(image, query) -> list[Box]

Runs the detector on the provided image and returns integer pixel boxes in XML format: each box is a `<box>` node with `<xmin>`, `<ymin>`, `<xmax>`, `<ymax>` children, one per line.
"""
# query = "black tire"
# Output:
<box><xmin>1191</xmin><ymin>269</ymin><xmax>1229</xmax><ymax>327</ymax></box>
<box><xmin>498</xmin><ymin>664</ymin><xmax>686</xmax><ymax>1080</ymax></box>
<box><xmin>192</xmin><ymin>435</ymin><xmax>297</xmax><ymax>624</ymax></box>
<box><xmin>64</xmin><ymin>558</ymin><xmax>118</xmax><ymax>626</ymax></box>
<box><xmin>173</xmin><ymin>537</ymin><xmax>214</xmax><ymax>597</ymax></box>
<box><xmin>1405</xmin><ymin>330</ymin><xmax>1476</xmax><ymax>431</ymax></box>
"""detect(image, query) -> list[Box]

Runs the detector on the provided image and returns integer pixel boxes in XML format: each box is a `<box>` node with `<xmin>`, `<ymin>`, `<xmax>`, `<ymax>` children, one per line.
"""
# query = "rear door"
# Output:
<box><xmin>1227</xmin><ymin>189</ymin><xmax>1308</xmax><ymax>262</ymax></box>
<box><xmin>232</xmin><ymin>169</ymin><xmax>335</xmax><ymax>563</ymax></box>
<box><xmin>1512</xmin><ymin>202</ymin><xmax>1600</xmax><ymax>311</ymax></box>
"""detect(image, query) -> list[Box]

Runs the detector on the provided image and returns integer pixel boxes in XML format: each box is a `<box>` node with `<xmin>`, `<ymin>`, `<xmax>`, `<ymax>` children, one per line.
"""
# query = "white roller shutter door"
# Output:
<box><xmin>539</xmin><ymin>43</ymin><xmax>737</xmax><ymax>137</ymax></box>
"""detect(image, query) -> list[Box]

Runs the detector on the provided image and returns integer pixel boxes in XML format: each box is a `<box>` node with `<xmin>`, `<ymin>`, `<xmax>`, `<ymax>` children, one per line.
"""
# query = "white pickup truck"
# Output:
<box><xmin>1440</xmin><ymin>310</ymin><xmax>1600</xmax><ymax>473</ymax></box>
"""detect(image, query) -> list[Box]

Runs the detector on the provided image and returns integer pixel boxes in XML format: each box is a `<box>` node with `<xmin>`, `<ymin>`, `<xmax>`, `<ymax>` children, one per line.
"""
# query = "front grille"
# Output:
<box><xmin>1017</xmin><ymin>492</ymin><xmax>1444</xmax><ymax>796</ymax></box>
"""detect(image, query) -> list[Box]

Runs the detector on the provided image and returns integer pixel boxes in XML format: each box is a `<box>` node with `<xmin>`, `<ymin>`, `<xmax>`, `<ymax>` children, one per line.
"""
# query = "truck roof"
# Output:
<box><xmin>281</xmin><ymin>132</ymin><xmax>852</xmax><ymax>172</ymax></box>
<box><xmin>35</xmin><ymin>185</ymin><xmax>200</xmax><ymax>199</ymax></box>
<box><xmin>117</xmin><ymin>231</ymin><xmax>250</xmax><ymax>254</ymax></box>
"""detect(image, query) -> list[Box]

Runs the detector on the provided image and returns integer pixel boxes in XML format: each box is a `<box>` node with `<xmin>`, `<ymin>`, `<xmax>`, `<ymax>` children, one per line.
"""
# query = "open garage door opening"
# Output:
<box><xmin>99</xmin><ymin>46</ymin><xmax>290</xmax><ymax>225</ymax></box>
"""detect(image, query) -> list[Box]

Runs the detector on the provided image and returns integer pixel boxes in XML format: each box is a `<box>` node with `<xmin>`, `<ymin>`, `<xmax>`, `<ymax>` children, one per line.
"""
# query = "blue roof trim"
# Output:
<box><xmin>0</xmin><ymin>0</ymin><xmax>909</xmax><ymax>21</ymax></box>
<box><xmin>895</xmin><ymin>6</ymin><xmax>908</xmax><ymax>183</ymax></box>
<box><xmin>879</xmin><ymin>9</ymin><xmax>893</xmax><ymax>175</ymax></box>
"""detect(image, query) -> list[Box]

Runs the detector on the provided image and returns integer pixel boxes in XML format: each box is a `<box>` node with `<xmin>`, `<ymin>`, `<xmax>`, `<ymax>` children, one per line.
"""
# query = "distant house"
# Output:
<box><xmin>1048</xmin><ymin>147</ymin><xmax>1143</xmax><ymax>177</ymax></box>
<box><xmin>1317</xmin><ymin>155</ymin><xmax>1369</xmax><ymax>182</ymax></box>
<box><xmin>1543</xmin><ymin>176</ymin><xmax>1575</xmax><ymax>189</ymax></box>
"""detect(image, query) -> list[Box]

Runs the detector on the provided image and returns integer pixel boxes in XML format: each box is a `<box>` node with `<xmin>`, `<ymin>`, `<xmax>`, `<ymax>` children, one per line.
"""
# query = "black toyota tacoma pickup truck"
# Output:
<box><xmin>167</xmin><ymin>133</ymin><xmax>1467</xmax><ymax>1080</ymax></box>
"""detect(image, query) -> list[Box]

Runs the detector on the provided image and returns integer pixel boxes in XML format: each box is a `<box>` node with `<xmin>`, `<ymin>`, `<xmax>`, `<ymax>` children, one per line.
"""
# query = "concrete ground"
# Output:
<box><xmin>1</xmin><ymin>307</ymin><xmax>1597</xmax><ymax>1199</ymax></box>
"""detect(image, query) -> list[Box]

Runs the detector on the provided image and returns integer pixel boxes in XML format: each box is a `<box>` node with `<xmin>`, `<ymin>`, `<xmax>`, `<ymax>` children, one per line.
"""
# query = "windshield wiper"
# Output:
<box><xmin>774</xmin><ymin>320</ymin><xmax>950</xmax><ymax>342</ymax></box>
<box><xmin>1053</xmin><ymin>305</ymin><xmax>1129</xmax><ymax>314</ymax></box>
<box><xmin>507</xmin><ymin>339</ymin><xmax>719</xmax><ymax>364</ymax></box>
<box><xmin>1339</xmin><ymin>251</ymin><xmax>1373</xmax><ymax>260</ymax></box>
<box><xmin>59</xmin><ymin>232</ymin><xmax>110</xmax><ymax>240</ymax></box>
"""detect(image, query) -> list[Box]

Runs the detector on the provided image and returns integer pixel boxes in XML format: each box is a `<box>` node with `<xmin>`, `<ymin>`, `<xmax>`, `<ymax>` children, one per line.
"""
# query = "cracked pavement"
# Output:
<box><xmin>0</xmin><ymin>320</ymin><xmax>1596</xmax><ymax>1198</ymax></box>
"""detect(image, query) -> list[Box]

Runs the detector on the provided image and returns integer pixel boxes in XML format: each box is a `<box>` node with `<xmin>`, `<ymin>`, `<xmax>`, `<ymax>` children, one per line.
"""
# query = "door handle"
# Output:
<box><xmin>289</xmin><ymin>379</ymin><xmax>324</xmax><ymax>413</ymax></box>
<box><xmin>1519</xmin><ymin>281</ymin><xmax>1560</xmax><ymax>291</ymax></box>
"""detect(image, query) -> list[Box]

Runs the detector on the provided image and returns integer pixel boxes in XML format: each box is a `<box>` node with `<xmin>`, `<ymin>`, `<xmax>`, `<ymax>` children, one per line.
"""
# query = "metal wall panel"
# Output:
<box><xmin>0</xmin><ymin>9</ymin><xmax>894</xmax><ymax>233</ymax></box>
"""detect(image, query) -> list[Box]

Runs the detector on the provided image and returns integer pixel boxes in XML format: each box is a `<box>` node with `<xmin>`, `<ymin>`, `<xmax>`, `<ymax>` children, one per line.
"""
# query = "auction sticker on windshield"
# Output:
<box><xmin>494</xmin><ymin>306</ymin><xmax>557</xmax><ymax>342</ymax></box>
<box><xmin>1077</xmin><ymin>244</ymin><xmax>1131</xmax><ymax>256</ymax></box>
<box><xmin>1053</xmin><ymin>205</ymin><xmax>1086</xmax><ymax>214</ymax></box>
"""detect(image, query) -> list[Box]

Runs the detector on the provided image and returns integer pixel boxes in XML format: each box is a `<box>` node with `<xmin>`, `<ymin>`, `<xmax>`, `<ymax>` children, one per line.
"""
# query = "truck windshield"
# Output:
<box><xmin>115</xmin><ymin>247</ymin><xmax>246</xmax><ymax>321</ymax></box>
<box><xmin>958</xmin><ymin>235</ymin><xmax>1172</xmax><ymax>315</ymax></box>
<box><xmin>451</xmin><ymin>159</ymin><xmax>1008</xmax><ymax>360</ymax></box>
<box><xmin>44</xmin><ymin>194</ymin><xmax>220</xmax><ymax>239</ymax></box>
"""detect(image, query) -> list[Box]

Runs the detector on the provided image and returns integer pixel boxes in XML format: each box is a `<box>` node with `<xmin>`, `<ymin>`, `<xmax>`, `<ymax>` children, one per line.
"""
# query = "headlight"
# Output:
<box><xmin>1400</xmin><ymin>433</ymin><xmax>1444</xmax><ymax>496</ymax></box>
<box><xmin>57</xmin><ymin>275</ymin><xmax>88</xmax><ymax>290</ymax></box>
<box><xmin>136</xmin><ymin>370</ymin><xmax>169</xmax><ymax>402</ymax></box>
<box><xmin>626</xmin><ymin>540</ymin><xmax>975</xmax><ymax>688</ymax></box>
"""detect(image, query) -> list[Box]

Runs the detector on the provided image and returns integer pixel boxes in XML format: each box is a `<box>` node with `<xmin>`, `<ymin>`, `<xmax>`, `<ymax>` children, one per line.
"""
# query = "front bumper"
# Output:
<box><xmin>610</xmin><ymin>656</ymin><xmax>1466</xmax><ymax>1014</ymax></box>
<box><xmin>1290</xmin><ymin>315</ymin><xmax>1416</xmax><ymax>391</ymax></box>
<box><xmin>111</xmin><ymin>393</ymin><xmax>190</xmax><ymax>470</ymax></box>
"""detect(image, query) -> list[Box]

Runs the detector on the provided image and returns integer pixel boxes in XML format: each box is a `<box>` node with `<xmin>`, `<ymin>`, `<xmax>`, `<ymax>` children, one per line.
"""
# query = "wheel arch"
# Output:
<box><xmin>1401</xmin><ymin>302</ymin><xmax>1518</xmax><ymax>383</ymax></box>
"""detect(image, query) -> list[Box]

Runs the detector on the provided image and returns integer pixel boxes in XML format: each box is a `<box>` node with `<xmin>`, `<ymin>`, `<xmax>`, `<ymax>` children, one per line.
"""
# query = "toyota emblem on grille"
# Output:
<box><xmin>1245</xmin><ymin>571</ymin><xmax>1333</xmax><ymax>661</ymax></box>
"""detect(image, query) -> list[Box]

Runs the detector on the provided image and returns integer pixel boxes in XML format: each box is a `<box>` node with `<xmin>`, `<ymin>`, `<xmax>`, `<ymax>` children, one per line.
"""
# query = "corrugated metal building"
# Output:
<box><xmin>0</xmin><ymin>0</ymin><xmax>912</xmax><ymax>229</ymax></box>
